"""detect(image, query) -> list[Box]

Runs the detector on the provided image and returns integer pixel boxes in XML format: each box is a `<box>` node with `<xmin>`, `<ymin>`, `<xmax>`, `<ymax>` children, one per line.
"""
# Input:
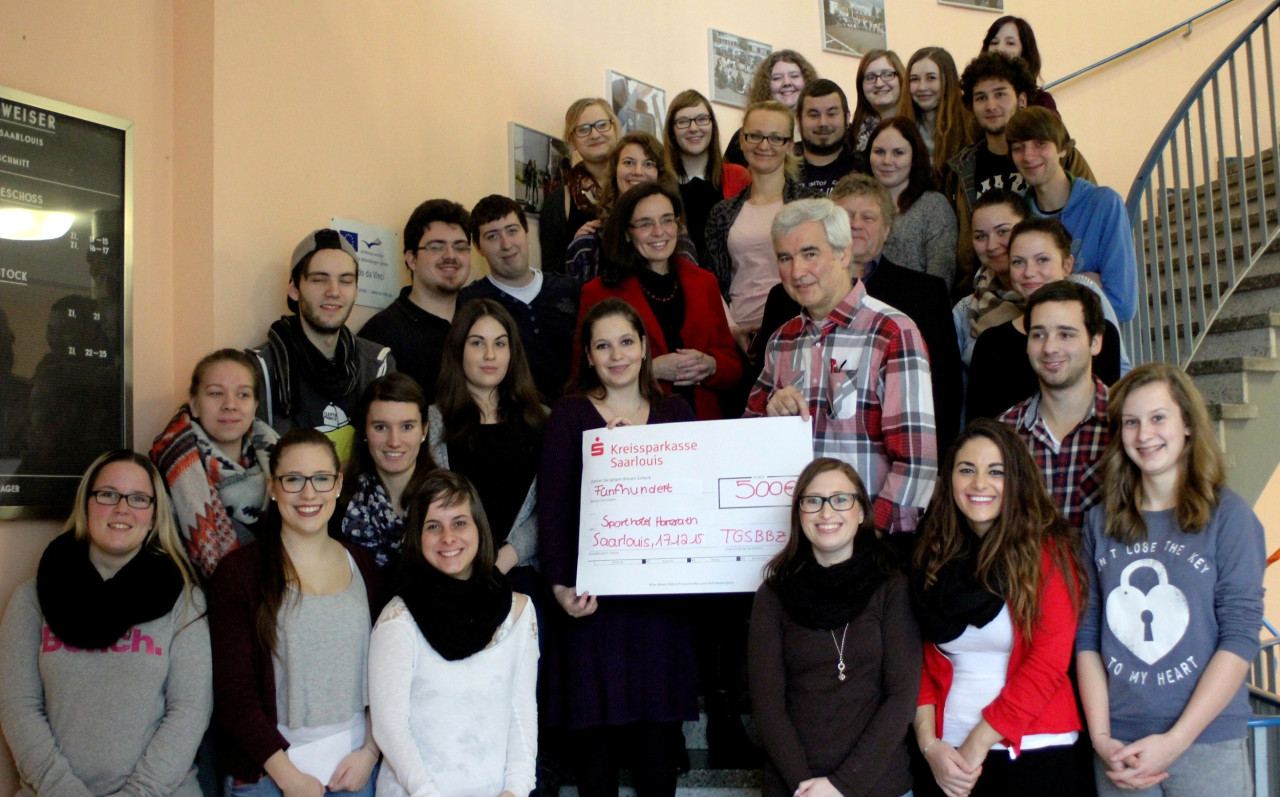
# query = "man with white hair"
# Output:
<box><xmin>745</xmin><ymin>198</ymin><xmax>937</xmax><ymax>533</ymax></box>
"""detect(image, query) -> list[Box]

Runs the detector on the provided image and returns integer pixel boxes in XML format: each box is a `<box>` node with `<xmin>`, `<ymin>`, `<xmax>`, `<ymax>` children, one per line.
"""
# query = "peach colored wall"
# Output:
<box><xmin>0</xmin><ymin>2</ymin><xmax>175</xmax><ymax>794</ymax></box>
<box><xmin>0</xmin><ymin>0</ymin><xmax>1274</xmax><ymax>792</ymax></box>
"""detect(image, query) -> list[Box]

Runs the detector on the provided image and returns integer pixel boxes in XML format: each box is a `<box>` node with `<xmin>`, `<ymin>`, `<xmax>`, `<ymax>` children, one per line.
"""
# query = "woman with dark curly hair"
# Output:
<box><xmin>723</xmin><ymin>49</ymin><xmax>818</xmax><ymax>166</ymax></box>
<box><xmin>912</xmin><ymin>419</ymin><xmax>1088</xmax><ymax>796</ymax></box>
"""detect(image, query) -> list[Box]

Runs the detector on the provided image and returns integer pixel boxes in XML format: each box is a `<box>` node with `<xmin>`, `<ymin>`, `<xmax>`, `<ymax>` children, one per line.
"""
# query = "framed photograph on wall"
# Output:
<box><xmin>607</xmin><ymin>71</ymin><xmax>666</xmax><ymax>136</ymax></box>
<box><xmin>508</xmin><ymin>122</ymin><xmax>570</xmax><ymax>217</ymax></box>
<box><xmin>708</xmin><ymin>29</ymin><xmax>771</xmax><ymax>109</ymax></box>
<box><xmin>0</xmin><ymin>84</ymin><xmax>132</xmax><ymax>515</ymax></box>
<box><xmin>938</xmin><ymin>0</ymin><xmax>1004</xmax><ymax>11</ymax></box>
<box><xmin>820</xmin><ymin>0</ymin><xmax>888</xmax><ymax>57</ymax></box>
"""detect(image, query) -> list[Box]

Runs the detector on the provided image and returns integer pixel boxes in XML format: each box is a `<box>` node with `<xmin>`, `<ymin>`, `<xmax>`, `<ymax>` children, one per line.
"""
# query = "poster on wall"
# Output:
<box><xmin>821</xmin><ymin>0</ymin><xmax>888</xmax><ymax>57</ymax></box>
<box><xmin>708</xmin><ymin>29</ymin><xmax>771</xmax><ymax>109</ymax></box>
<box><xmin>0</xmin><ymin>85</ymin><xmax>131</xmax><ymax>514</ymax></box>
<box><xmin>606</xmin><ymin>71</ymin><xmax>666</xmax><ymax>137</ymax></box>
<box><xmin>508</xmin><ymin>123</ymin><xmax>570</xmax><ymax>217</ymax></box>
<box><xmin>332</xmin><ymin>217</ymin><xmax>399</xmax><ymax>310</ymax></box>
<box><xmin>938</xmin><ymin>0</ymin><xmax>1003</xmax><ymax>11</ymax></box>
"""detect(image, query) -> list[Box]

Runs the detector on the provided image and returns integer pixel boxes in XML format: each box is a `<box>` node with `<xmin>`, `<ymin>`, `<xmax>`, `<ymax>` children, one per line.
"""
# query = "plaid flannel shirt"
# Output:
<box><xmin>745</xmin><ymin>281</ymin><xmax>937</xmax><ymax>532</ymax></box>
<box><xmin>1000</xmin><ymin>377</ymin><xmax>1110</xmax><ymax>532</ymax></box>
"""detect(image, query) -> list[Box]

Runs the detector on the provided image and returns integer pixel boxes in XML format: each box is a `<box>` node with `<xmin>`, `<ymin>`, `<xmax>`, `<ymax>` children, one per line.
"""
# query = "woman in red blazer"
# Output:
<box><xmin>577</xmin><ymin>180</ymin><xmax>742</xmax><ymax>420</ymax></box>
<box><xmin>911</xmin><ymin>419</ymin><xmax>1088</xmax><ymax>796</ymax></box>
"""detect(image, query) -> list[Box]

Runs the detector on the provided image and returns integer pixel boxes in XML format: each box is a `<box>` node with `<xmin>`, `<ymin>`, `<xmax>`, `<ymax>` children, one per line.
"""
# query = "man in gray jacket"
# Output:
<box><xmin>249</xmin><ymin>228</ymin><xmax>393</xmax><ymax>464</ymax></box>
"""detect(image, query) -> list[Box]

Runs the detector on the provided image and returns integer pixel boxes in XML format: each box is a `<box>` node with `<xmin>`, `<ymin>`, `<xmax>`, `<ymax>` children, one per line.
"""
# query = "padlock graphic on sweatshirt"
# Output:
<box><xmin>1105</xmin><ymin>558</ymin><xmax>1190</xmax><ymax>666</ymax></box>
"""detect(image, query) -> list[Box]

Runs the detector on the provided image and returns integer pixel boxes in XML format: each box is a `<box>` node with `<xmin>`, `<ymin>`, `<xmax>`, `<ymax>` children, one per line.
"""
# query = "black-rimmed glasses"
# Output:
<box><xmin>674</xmin><ymin>114</ymin><xmax>712</xmax><ymax>130</ymax></box>
<box><xmin>91</xmin><ymin>490</ymin><xmax>156</xmax><ymax>509</ymax></box>
<box><xmin>275</xmin><ymin>474</ymin><xmax>339</xmax><ymax>493</ymax></box>
<box><xmin>798</xmin><ymin>493</ymin><xmax>857</xmax><ymax>513</ymax></box>
<box><xmin>573</xmin><ymin>119</ymin><xmax>614</xmax><ymax>138</ymax></box>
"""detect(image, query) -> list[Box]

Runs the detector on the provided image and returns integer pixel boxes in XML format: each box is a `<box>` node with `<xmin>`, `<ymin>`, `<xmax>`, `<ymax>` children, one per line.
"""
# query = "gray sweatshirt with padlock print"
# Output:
<box><xmin>1076</xmin><ymin>488</ymin><xmax>1264</xmax><ymax>744</ymax></box>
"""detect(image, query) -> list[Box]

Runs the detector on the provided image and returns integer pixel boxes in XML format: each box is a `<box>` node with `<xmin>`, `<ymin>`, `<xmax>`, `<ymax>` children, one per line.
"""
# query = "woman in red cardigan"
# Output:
<box><xmin>911</xmin><ymin>418</ymin><xmax>1088</xmax><ymax>796</ymax></box>
<box><xmin>577</xmin><ymin>179</ymin><xmax>742</xmax><ymax>420</ymax></box>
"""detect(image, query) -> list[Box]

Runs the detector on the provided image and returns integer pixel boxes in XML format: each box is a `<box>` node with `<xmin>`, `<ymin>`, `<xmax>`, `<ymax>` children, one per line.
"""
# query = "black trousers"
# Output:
<box><xmin>570</xmin><ymin>721</ymin><xmax>683</xmax><ymax>797</ymax></box>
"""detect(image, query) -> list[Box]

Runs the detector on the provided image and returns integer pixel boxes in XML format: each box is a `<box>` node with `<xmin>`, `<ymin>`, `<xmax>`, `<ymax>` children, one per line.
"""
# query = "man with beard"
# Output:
<box><xmin>459</xmin><ymin>194</ymin><xmax>579</xmax><ymax>402</ymax></box>
<box><xmin>945</xmin><ymin>53</ymin><xmax>1095</xmax><ymax>296</ymax></box>
<box><xmin>249</xmin><ymin>228</ymin><xmax>394</xmax><ymax>462</ymax></box>
<box><xmin>999</xmin><ymin>280</ymin><xmax>1109</xmax><ymax>532</ymax></box>
<box><xmin>359</xmin><ymin>199</ymin><xmax>472</xmax><ymax>400</ymax></box>
<box><xmin>795</xmin><ymin>79</ymin><xmax>859</xmax><ymax>195</ymax></box>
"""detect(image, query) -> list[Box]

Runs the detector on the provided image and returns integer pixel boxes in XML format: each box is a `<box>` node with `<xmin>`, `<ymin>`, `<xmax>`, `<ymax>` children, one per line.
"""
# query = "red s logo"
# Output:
<box><xmin>590</xmin><ymin>437</ymin><xmax>604</xmax><ymax>457</ymax></box>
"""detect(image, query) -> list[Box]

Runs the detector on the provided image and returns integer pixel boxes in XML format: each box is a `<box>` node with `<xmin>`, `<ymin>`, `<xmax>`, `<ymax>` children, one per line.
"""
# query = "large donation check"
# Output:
<box><xmin>576</xmin><ymin>416</ymin><xmax>813</xmax><ymax>595</ymax></box>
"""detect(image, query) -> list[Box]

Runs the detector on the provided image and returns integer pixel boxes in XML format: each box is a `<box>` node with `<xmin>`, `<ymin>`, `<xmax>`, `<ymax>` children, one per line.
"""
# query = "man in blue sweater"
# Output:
<box><xmin>1007</xmin><ymin>107</ymin><xmax>1138</xmax><ymax>322</ymax></box>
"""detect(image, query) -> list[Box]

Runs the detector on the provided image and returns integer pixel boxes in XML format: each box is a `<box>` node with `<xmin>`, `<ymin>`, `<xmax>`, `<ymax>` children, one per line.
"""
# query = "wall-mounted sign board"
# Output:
<box><xmin>0</xmin><ymin>85</ymin><xmax>132</xmax><ymax>517</ymax></box>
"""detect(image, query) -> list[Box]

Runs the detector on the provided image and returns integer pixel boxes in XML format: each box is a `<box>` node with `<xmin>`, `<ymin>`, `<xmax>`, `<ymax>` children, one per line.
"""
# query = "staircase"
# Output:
<box><xmin>1125</xmin><ymin>1</ymin><xmax>1280</xmax><ymax>503</ymax></box>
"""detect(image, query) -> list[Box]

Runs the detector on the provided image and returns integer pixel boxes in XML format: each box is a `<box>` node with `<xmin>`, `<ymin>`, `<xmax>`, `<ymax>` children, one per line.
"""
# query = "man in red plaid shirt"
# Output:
<box><xmin>745</xmin><ymin>198</ymin><xmax>937</xmax><ymax>533</ymax></box>
<box><xmin>999</xmin><ymin>280</ymin><xmax>1110</xmax><ymax>531</ymax></box>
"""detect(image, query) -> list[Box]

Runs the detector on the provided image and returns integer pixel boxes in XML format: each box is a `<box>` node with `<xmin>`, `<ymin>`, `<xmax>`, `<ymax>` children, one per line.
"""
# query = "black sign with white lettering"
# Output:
<box><xmin>0</xmin><ymin>86</ymin><xmax>130</xmax><ymax>513</ymax></box>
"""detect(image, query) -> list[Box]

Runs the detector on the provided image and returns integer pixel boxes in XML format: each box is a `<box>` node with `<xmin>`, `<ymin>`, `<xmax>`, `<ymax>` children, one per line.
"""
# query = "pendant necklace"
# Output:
<box><xmin>830</xmin><ymin>622</ymin><xmax>849</xmax><ymax>681</ymax></box>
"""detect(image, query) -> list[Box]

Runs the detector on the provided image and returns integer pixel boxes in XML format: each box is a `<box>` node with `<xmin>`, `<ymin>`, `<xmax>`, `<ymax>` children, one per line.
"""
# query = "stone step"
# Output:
<box><xmin>1187</xmin><ymin>356</ymin><xmax>1280</xmax><ymax>404</ymax></box>
<box><xmin>556</xmin><ymin>749</ymin><xmax>762</xmax><ymax>797</ymax></box>
<box><xmin>1161</xmin><ymin>172</ymin><xmax>1278</xmax><ymax>214</ymax></box>
<box><xmin>1186</xmin><ymin>321</ymin><xmax>1277</xmax><ymax>361</ymax></box>
<box><xmin>1144</xmin><ymin>201</ymin><xmax>1280</xmax><ymax>246</ymax></box>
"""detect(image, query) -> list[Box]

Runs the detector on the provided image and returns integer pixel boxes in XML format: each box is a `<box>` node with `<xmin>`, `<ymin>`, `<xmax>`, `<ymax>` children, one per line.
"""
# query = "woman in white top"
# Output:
<box><xmin>369</xmin><ymin>469</ymin><xmax>537</xmax><ymax>797</ymax></box>
<box><xmin>912</xmin><ymin>419</ymin><xmax>1088</xmax><ymax>796</ymax></box>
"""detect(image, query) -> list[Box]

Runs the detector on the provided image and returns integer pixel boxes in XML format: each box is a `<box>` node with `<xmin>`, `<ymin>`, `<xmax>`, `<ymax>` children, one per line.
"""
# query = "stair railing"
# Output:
<box><xmin>1248</xmin><ymin>620</ymin><xmax>1280</xmax><ymax>796</ymax></box>
<box><xmin>1125</xmin><ymin>0</ymin><xmax>1280</xmax><ymax>366</ymax></box>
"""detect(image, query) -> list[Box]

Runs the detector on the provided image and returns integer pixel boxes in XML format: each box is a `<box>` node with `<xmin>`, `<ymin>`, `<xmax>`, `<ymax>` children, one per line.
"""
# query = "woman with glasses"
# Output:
<box><xmin>540</xmin><ymin>299</ymin><xmax>699</xmax><ymax>797</ymax></box>
<box><xmin>209</xmin><ymin>429</ymin><xmax>383</xmax><ymax>797</ymax></box>
<box><xmin>151</xmin><ymin>348</ymin><xmax>279</xmax><ymax>579</ymax></box>
<box><xmin>334</xmin><ymin>373</ymin><xmax>437</xmax><ymax>570</ymax></box>
<box><xmin>539</xmin><ymin>98</ymin><xmax>620</xmax><ymax>273</ymax></box>
<box><xmin>913</xmin><ymin>419</ymin><xmax>1088</xmax><ymax>796</ymax></box>
<box><xmin>849</xmin><ymin>50</ymin><xmax>913</xmax><ymax>168</ymax></box>
<box><xmin>663</xmin><ymin>90</ymin><xmax>751</xmax><ymax>267</ymax></box>
<box><xmin>748</xmin><ymin>457</ymin><xmax>919</xmax><ymax>797</ymax></box>
<box><xmin>907</xmin><ymin>47</ymin><xmax>971</xmax><ymax>174</ymax></box>
<box><xmin>724</xmin><ymin>50</ymin><xmax>818</xmax><ymax>167</ymax></box>
<box><xmin>579</xmin><ymin>181</ymin><xmax>741</xmax><ymax>420</ymax></box>
<box><xmin>706</xmin><ymin>100</ymin><xmax>816</xmax><ymax>356</ymax></box>
<box><xmin>564</xmin><ymin>131</ymin><xmax>692</xmax><ymax>284</ymax></box>
<box><xmin>869</xmin><ymin>117</ymin><xmax>959</xmax><ymax>290</ymax></box>
<box><xmin>0</xmin><ymin>450</ymin><xmax>210</xmax><ymax>797</ymax></box>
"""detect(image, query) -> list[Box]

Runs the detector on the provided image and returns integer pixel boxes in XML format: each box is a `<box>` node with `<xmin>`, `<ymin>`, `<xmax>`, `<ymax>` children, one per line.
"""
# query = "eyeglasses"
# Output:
<box><xmin>91</xmin><ymin>490</ymin><xmax>156</xmax><ymax>510</ymax></box>
<box><xmin>674</xmin><ymin>114</ymin><xmax>712</xmax><ymax>130</ymax></box>
<box><xmin>630</xmin><ymin>215</ymin><xmax>678</xmax><ymax>233</ymax></box>
<box><xmin>275</xmin><ymin>474</ymin><xmax>339</xmax><ymax>493</ymax></box>
<box><xmin>863</xmin><ymin>70</ymin><xmax>899</xmax><ymax>85</ymax></box>
<box><xmin>573</xmin><ymin>119</ymin><xmax>614</xmax><ymax>138</ymax></box>
<box><xmin>798</xmin><ymin>493</ymin><xmax>857</xmax><ymax>513</ymax></box>
<box><xmin>743</xmin><ymin>131</ymin><xmax>790</xmax><ymax>147</ymax></box>
<box><xmin>415</xmin><ymin>241</ymin><xmax>471</xmax><ymax>256</ymax></box>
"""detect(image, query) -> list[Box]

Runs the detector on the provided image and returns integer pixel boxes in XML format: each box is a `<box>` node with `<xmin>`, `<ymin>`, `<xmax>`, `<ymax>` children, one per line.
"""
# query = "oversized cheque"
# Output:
<box><xmin>576</xmin><ymin>416</ymin><xmax>813</xmax><ymax>595</ymax></box>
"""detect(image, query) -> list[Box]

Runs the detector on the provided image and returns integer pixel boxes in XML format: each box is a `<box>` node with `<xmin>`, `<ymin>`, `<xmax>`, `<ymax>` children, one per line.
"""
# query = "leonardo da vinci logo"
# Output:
<box><xmin>591</xmin><ymin>437</ymin><xmax>604</xmax><ymax>457</ymax></box>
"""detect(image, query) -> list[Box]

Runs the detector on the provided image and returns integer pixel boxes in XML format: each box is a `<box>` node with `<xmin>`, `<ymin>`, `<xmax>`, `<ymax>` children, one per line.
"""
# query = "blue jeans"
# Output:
<box><xmin>226</xmin><ymin>761</ymin><xmax>378</xmax><ymax>797</ymax></box>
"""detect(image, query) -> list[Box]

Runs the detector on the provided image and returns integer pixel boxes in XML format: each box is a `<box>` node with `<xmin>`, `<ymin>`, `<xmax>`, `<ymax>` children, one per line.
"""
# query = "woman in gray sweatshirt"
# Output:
<box><xmin>0</xmin><ymin>450</ymin><xmax>211</xmax><ymax>797</ymax></box>
<box><xmin>1076</xmin><ymin>364</ymin><xmax>1265</xmax><ymax>797</ymax></box>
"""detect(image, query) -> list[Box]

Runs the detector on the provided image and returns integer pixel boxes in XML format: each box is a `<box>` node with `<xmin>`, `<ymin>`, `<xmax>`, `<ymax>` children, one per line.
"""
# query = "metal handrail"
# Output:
<box><xmin>1121</xmin><ymin>0</ymin><xmax>1280</xmax><ymax>367</ymax></box>
<box><xmin>1045</xmin><ymin>0</ymin><xmax>1241</xmax><ymax>89</ymax></box>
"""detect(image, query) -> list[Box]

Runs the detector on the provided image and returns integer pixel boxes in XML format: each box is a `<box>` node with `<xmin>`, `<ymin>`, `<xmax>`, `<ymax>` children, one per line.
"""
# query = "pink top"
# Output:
<box><xmin>726</xmin><ymin>198</ymin><xmax>784</xmax><ymax>330</ymax></box>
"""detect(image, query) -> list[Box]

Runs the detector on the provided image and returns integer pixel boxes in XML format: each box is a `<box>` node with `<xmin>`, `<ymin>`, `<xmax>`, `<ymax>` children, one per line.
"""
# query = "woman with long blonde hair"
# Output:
<box><xmin>1076</xmin><ymin>364</ymin><xmax>1264</xmax><ymax>796</ymax></box>
<box><xmin>906</xmin><ymin>47</ymin><xmax>971</xmax><ymax>174</ymax></box>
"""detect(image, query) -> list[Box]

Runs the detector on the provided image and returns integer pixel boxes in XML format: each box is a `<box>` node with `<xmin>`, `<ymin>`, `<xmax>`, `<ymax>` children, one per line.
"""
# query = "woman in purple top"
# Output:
<box><xmin>539</xmin><ymin>298</ymin><xmax>697</xmax><ymax>797</ymax></box>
